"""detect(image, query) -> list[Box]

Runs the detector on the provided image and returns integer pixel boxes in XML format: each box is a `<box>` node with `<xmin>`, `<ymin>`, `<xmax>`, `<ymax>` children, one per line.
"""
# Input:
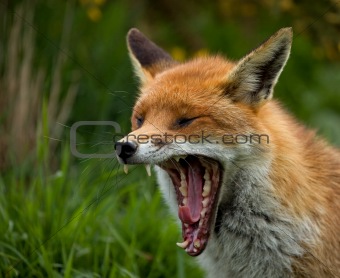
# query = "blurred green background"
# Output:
<box><xmin>0</xmin><ymin>0</ymin><xmax>339</xmax><ymax>277</ymax></box>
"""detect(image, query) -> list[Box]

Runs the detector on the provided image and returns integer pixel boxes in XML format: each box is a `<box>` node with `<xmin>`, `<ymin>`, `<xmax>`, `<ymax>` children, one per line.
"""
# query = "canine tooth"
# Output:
<box><xmin>176</xmin><ymin>240</ymin><xmax>189</xmax><ymax>249</ymax></box>
<box><xmin>123</xmin><ymin>164</ymin><xmax>129</xmax><ymax>174</ymax></box>
<box><xmin>180</xmin><ymin>169</ymin><xmax>186</xmax><ymax>181</ymax></box>
<box><xmin>202</xmin><ymin>197</ymin><xmax>209</xmax><ymax>208</ymax></box>
<box><xmin>180</xmin><ymin>180</ymin><xmax>187</xmax><ymax>188</ymax></box>
<box><xmin>202</xmin><ymin>181</ymin><xmax>211</xmax><ymax>197</ymax></box>
<box><xmin>204</xmin><ymin>169</ymin><xmax>210</xmax><ymax>180</ymax></box>
<box><xmin>199</xmin><ymin>219</ymin><xmax>203</xmax><ymax>227</ymax></box>
<box><xmin>175</xmin><ymin>155</ymin><xmax>188</xmax><ymax>163</ymax></box>
<box><xmin>184</xmin><ymin>223</ymin><xmax>189</xmax><ymax>228</ymax></box>
<box><xmin>145</xmin><ymin>164</ymin><xmax>151</xmax><ymax>176</ymax></box>
<box><xmin>183</xmin><ymin>197</ymin><xmax>188</xmax><ymax>205</ymax></box>
<box><xmin>194</xmin><ymin>239</ymin><xmax>201</xmax><ymax>248</ymax></box>
<box><xmin>179</xmin><ymin>186</ymin><xmax>188</xmax><ymax>197</ymax></box>
<box><xmin>200</xmin><ymin>208</ymin><xmax>207</xmax><ymax>218</ymax></box>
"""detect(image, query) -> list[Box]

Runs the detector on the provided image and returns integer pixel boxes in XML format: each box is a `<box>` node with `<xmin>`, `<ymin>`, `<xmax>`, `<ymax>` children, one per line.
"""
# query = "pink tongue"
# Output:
<box><xmin>178</xmin><ymin>161</ymin><xmax>203</xmax><ymax>224</ymax></box>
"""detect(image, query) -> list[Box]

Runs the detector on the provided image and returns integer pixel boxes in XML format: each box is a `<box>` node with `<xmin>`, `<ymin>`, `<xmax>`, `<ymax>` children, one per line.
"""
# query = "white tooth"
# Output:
<box><xmin>179</xmin><ymin>186</ymin><xmax>188</xmax><ymax>197</ymax></box>
<box><xmin>174</xmin><ymin>155</ymin><xmax>187</xmax><ymax>162</ymax></box>
<box><xmin>180</xmin><ymin>180</ymin><xmax>187</xmax><ymax>188</ymax></box>
<box><xmin>183</xmin><ymin>197</ymin><xmax>188</xmax><ymax>205</ymax></box>
<box><xmin>194</xmin><ymin>239</ymin><xmax>201</xmax><ymax>248</ymax></box>
<box><xmin>200</xmin><ymin>208</ymin><xmax>207</xmax><ymax>218</ymax></box>
<box><xmin>145</xmin><ymin>164</ymin><xmax>151</xmax><ymax>176</ymax></box>
<box><xmin>123</xmin><ymin>164</ymin><xmax>129</xmax><ymax>174</ymax></box>
<box><xmin>193</xmin><ymin>248</ymin><xmax>198</xmax><ymax>253</ymax></box>
<box><xmin>204</xmin><ymin>169</ymin><xmax>210</xmax><ymax>180</ymax></box>
<box><xmin>180</xmin><ymin>169</ymin><xmax>186</xmax><ymax>181</ymax></box>
<box><xmin>202</xmin><ymin>181</ymin><xmax>211</xmax><ymax>197</ymax></box>
<box><xmin>199</xmin><ymin>219</ymin><xmax>203</xmax><ymax>227</ymax></box>
<box><xmin>176</xmin><ymin>240</ymin><xmax>189</xmax><ymax>249</ymax></box>
<box><xmin>184</xmin><ymin>223</ymin><xmax>189</xmax><ymax>228</ymax></box>
<box><xmin>202</xmin><ymin>197</ymin><xmax>209</xmax><ymax>208</ymax></box>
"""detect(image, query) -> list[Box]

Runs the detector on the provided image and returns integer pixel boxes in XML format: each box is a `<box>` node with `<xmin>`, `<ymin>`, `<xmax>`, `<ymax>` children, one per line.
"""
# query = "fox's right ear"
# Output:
<box><xmin>127</xmin><ymin>28</ymin><xmax>176</xmax><ymax>85</ymax></box>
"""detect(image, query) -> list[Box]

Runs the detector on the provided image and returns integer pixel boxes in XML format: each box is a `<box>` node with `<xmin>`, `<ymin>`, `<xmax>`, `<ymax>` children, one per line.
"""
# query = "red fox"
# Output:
<box><xmin>115</xmin><ymin>28</ymin><xmax>340</xmax><ymax>277</ymax></box>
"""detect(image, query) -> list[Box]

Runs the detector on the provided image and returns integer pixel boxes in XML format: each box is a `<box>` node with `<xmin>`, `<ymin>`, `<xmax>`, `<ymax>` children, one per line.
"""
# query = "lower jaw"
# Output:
<box><xmin>159</xmin><ymin>155</ymin><xmax>222</xmax><ymax>256</ymax></box>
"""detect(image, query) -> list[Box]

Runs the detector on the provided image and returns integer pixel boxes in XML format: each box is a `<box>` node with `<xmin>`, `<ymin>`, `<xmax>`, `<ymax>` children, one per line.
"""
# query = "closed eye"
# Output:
<box><xmin>176</xmin><ymin>117</ymin><xmax>200</xmax><ymax>128</ymax></box>
<box><xmin>136</xmin><ymin>116</ymin><xmax>144</xmax><ymax>128</ymax></box>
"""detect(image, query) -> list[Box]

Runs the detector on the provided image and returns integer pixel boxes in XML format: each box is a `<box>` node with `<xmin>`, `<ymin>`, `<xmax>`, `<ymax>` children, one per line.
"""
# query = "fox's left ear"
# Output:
<box><xmin>127</xmin><ymin>28</ymin><xmax>177</xmax><ymax>85</ymax></box>
<box><xmin>225</xmin><ymin>27</ymin><xmax>292</xmax><ymax>107</ymax></box>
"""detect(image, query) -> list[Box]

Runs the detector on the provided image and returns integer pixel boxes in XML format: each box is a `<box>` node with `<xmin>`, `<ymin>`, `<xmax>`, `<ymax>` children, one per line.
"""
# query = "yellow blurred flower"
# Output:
<box><xmin>87</xmin><ymin>6</ymin><xmax>102</xmax><ymax>22</ymax></box>
<box><xmin>94</xmin><ymin>0</ymin><xmax>106</xmax><ymax>6</ymax></box>
<box><xmin>280</xmin><ymin>0</ymin><xmax>294</xmax><ymax>11</ymax></box>
<box><xmin>171</xmin><ymin>47</ymin><xmax>186</xmax><ymax>61</ymax></box>
<box><xmin>194</xmin><ymin>48</ymin><xmax>209</xmax><ymax>58</ymax></box>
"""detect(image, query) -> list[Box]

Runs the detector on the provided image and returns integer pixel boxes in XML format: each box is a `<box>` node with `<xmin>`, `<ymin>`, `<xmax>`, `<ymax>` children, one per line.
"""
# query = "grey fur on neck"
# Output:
<box><xmin>197</xmin><ymin>167</ymin><xmax>311</xmax><ymax>278</ymax></box>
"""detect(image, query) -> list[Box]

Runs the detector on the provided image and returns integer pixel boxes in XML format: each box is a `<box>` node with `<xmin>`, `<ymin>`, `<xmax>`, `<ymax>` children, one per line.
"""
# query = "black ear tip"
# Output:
<box><xmin>126</xmin><ymin>27</ymin><xmax>174</xmax><ymax>70</ymax></box>
<box><xmin>127</xmin><ymin>28</ymin><xmax>145</xmax><ymax>43</ymax></box>
<box><xmin>127</xmin><ymin>28</ymin><xmax>141</xmax><ymax>38</ymax></box>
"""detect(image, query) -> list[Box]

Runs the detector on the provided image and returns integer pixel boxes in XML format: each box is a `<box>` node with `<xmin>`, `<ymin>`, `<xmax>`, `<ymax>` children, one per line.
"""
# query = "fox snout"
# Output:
<box><xmin>114</xmin><ymin>129</ymin><xmax>159</xmax><ymax>165</ymax></box>
<box><xmin>114</xmin><ymin>140</ymin><xmax>138</xmax><ymax>163</ymax></box>
<box><xmin>114</xmin><ymin>125</ymin><xmax>177</xmax><ymax>165</ymax></box>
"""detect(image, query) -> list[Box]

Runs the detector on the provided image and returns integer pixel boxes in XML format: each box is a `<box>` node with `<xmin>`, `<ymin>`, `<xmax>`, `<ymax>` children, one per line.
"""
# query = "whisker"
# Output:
<box><xmin>44</xmin><ymin>136</ymin><xmax>63</xmax><ymax>142</ymax></box>
<box><xmin>169</xmin><ymin>158</ymin><xmax>181</xmax><ymax>173</ymax></box>
<box><xmin>56</xmin><ymin>122</ymin><xmax>114</xmax><ymax>139</ymax></box>
<box><xmin>79</xmin><ymin>157</ymin><xmax>117</xmax><ymax>181</ymax></box>
<box><xmin>75</xmin><ymin>141</ymin><xmax>112</xmax><ymax>146</ymax></box>
<box><xmin>89</xmin><ymin>141</ymin><xmax>114</xmax><ymax>148</ymax></box>
<box><xmin>95</xmin><ymin>158</ymin><xmax>118</xmax><ymax>209</ymax></box>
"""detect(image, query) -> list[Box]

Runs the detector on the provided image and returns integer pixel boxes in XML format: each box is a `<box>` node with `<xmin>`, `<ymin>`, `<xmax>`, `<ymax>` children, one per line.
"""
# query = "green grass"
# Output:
<box><xmin>0</xmin><ymin>143</ymin><xmax>203</xmax><ymax>277</ymax></box>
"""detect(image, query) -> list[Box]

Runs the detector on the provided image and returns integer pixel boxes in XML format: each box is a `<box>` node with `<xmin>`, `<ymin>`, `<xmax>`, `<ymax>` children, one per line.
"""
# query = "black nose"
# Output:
<box><xmin>114</xmin><ymin>141</ymin><xmax>138</xmax><ymax>162</ymax></box>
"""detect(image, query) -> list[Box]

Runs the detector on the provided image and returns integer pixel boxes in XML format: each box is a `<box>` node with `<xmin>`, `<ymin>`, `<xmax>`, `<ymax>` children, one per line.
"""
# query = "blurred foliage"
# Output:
<box><xmin>1</xmin><ymin>0</ymin><xmax>339</xmax><ymax>152</ymax></box>
<box><xmin>0</xmin><ymin>2</ymin><xmax>78</xmax><ymax>172</ymax></box>
<box><xmin>0</xmin><ymin>0</ymin><xmax>340</xmax><ymax>276</ymax></box>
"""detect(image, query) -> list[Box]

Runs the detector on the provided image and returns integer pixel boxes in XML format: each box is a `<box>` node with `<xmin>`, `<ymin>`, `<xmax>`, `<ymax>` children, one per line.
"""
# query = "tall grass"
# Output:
<box><xmin>0</xmin><ymin>3</ymin><xmax>77</xmax><ymax>172</ymax></box>
<box><xmin>0</xmin><ymin>147</ymin><xmax>203</xmax><ymax>277</ymax></box>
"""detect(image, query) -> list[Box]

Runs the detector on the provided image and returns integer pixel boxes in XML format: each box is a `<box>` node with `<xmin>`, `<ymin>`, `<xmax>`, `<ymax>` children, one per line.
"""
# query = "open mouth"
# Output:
<box><xmin>159</xmin><ymin>155</ymin><xmax>222</xmax><ymax>256</ymax></box>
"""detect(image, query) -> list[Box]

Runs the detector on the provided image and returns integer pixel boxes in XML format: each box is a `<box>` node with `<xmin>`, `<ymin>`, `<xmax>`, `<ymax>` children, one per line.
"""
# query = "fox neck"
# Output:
<box><xmin>196</xmin><ymin>158</ymin><xmax>315</xmax><ymax>277</ymax></box>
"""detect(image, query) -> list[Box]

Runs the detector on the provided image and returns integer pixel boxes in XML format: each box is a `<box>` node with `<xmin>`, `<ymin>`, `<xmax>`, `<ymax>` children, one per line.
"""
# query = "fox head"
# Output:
<box><xmin>115</xmin><ymin>28</ymin><xmax>293</xmax><ymax>256</ymax></box>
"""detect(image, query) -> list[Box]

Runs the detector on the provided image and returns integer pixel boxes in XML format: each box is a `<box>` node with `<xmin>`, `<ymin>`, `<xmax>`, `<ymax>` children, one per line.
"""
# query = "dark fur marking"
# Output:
<box><xmin>252</xmin><ymin>43</ymin><xmax>288</xmax><ymax>96</ymax></box>
<box><xmin>127</xmin><ymin>28</ymin><xmax>173</xmax><ymax>68</ymax></box>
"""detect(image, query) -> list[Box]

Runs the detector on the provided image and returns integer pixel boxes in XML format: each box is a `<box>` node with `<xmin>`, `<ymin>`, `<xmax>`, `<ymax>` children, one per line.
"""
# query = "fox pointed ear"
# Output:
<box><xmin>225</xmin><ymin>27</ymin><xmax>293</xmax><ymax>107</ymax></box>
<box><xmin>127</xmin><ymin>28</ymin><xmax>176</xmax><ymax>84</ymax></box>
